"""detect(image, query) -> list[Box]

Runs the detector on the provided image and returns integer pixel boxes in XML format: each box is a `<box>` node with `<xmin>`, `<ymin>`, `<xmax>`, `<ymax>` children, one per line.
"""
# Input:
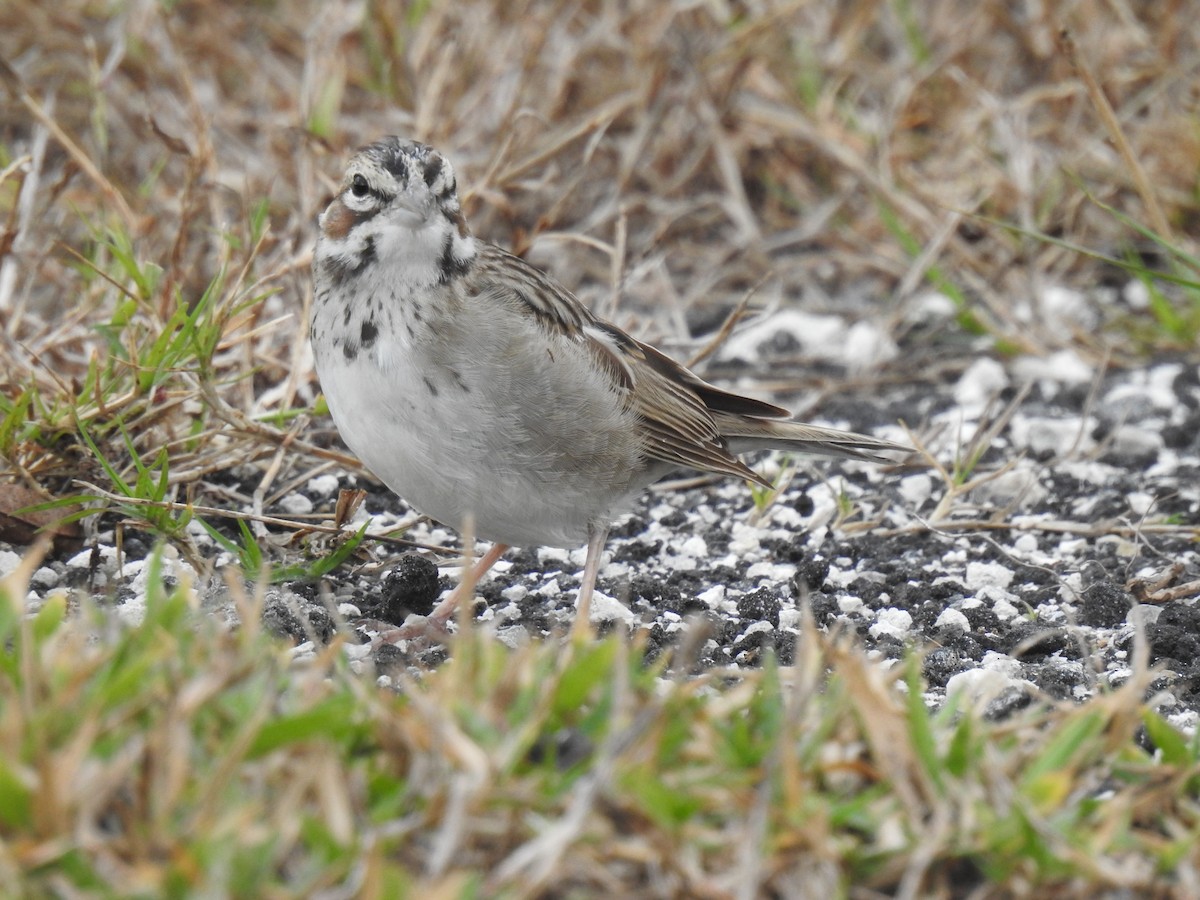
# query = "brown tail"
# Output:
<box><xmin>714</xmin><ymin>414</ymin><xmax>911</xmax><ymax>463</ymax></box>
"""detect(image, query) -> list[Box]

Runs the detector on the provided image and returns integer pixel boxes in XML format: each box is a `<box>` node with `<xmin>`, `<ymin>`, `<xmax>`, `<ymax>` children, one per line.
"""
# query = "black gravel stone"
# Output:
<box><xmin>792</xmin><ymin>555</ymin><xmax>831</xmax><ymax>592</ymax></box>
<box><xmin>807</xmin><ymin>591</ymin><xmax>839</xmax><ymax>627</ymax></box>
<box><xmin>366</xmin><ymin>553</ymin><xmax>440</xmax><ymax>623</ymax></box>
<box><xmin>1078</xmin><ymin>581</ymin><xmax>1134</xmax><ymax>628</ymax></box>
<box><xmin>1003</xmin><ymin>621</ymin><xmax>1069</xmax><ymax>658</ymax></box>
<box><xmin>616</xmin><ymin>539</ymin><xmax>665</xmax><ymax>563</ymax></box>
<box><xmin>737</xmin><ymin>587</ymin><xmax>781</xmax><ymax>627</ymax></box>
<box><xmin>261</xmin><ymin>592</ymin><xmax>335</xmax><ymax>644</ymax></box>
<box><xmin>1024</xmin><ymin>663</ymin><xmax>1082</xmax><ymax>700</ymax></box>
<box><xmin>629</xmin><ymin>575</ymin><xmax>686</xmax><ymax>614</ymax></box>
<box><xmin>658</xmin><ymin>510</ymin><xmax>687</xmax><ymax>528</ymax></box>
<box><xmin>961</xmin><ymin>605</ymin><xmax>1001</xmax><ymax>634</ymax></box>
<box><xmin>983</xmin><ymin>687</ymin><xmax>1034</xmax><ymax>720</ymax></box>
<box><xmin>923</xmin><ymin>647</ymin><xmax>966</xmax><ymax>687</ymax></box>
<box><xmin>847</xmin><ymin>576</ymin><xmax>888</xmax><ymax>608</ymax></box>
<box><xmin>1147</xmin><ymin>605</ymin><xmax>1200</xmax><ymax>666</ymax></box>
<box><xmin>1157</xmin><ymin>603</ymin><xmax>1200</xmax><ymax>633</ymax></box>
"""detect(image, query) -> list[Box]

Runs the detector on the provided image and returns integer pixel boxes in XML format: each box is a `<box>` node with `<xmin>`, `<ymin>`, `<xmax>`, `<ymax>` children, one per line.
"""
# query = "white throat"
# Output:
<box><xmin>317</xmin><ymin>206</ymin><xmax>475</xmax><ymax>294</ymax></box>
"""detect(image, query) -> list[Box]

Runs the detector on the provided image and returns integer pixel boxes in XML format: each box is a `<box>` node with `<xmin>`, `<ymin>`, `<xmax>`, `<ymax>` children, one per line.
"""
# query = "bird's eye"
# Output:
<box><xmin>350</xmin><ymin>174</ymin><xmax>370</xmax><ymax>198</ymax></box>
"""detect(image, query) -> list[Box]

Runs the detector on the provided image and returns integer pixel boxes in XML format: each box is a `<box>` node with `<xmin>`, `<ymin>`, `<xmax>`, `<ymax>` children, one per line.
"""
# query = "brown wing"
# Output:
<box><xmin>582</xmin><ymin>323</ymin><xmax>774</xmax><ymax>487</ymax></box>
<box><xmin>473</xmin><ymin>242</ymin><xmax>775</xmax><ymax>487</ymax></box>
<box><xmin>472</xmin><ymin>244</ymin><xmax>593</xmax><ymax>334</ymax></box>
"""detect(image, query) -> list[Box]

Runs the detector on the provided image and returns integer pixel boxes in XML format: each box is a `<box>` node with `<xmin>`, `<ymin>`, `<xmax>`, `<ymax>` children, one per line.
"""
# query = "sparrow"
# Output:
<box><xmin>310</xmin><ymin>137</ymin><xmax>908</xmax><ymax>639</ymax></box>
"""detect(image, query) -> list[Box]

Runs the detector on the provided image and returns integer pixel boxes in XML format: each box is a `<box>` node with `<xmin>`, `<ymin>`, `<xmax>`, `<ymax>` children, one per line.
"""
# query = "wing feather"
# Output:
<box><xmin>467</xmin><ymin>242</ymin><xmax>888</xmax><ymax>487</ymax></box>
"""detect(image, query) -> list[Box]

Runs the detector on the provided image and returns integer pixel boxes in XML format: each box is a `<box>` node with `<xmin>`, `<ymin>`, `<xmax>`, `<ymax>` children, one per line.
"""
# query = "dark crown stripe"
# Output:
<box><xmin>423</xmin><ymin>154</ymin><xmax>444</xmax><ymax>187</ymax></box>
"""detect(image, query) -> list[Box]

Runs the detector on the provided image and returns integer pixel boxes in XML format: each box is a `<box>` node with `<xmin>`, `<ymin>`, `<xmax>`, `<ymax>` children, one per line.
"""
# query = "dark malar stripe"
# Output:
<box><xmin>321</xmin><ymin>236</ymin><xmax>377</xmax><ymax>288</ymax></box>
<box><xmin>437</xmin><ymin>230</ymin><xmax>472</xmax><ymax>284</ymax></box>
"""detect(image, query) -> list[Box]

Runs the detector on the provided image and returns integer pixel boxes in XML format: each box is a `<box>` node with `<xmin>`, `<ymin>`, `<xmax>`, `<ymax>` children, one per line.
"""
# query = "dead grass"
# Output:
<box><xmin>2</xmin><ymin>0</ymin><xmax>1197</xmax><ymax>532</ymax></box>
<box><xmin>1</xmin><ymin>0</ymin><xmax>1199</xmax><ymax>893</ymax></box>
<box><xmin>1</xmin><ymin>548</ymin><xmax>1198</xmax><ymax>898</ymax></box>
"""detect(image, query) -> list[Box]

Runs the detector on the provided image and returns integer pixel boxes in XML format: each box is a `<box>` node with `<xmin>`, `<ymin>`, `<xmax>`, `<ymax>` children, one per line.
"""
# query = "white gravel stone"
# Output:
<box><xmin>778</xmin><ymin>608</ymin><xmax>802</xmax><ymax>630</ymax></box>
<box><xmin>837</xmin><ymin>595</ymin><xmax>865</xmax><ymax>615</ymax></box>
<box><xmin>941</xmin><ymin>548</ymin><xmax>968</xmax><ymax>566</ymax></box>
<box><xmin>696</xmin><ymin>585</ymin><xmax>725</xmax><ymax>608</ymax></box>
<box><xmin>664</xmin><ymin>552</ymin><xmax>698</xmax><ymax>571</ymax></box>
<box><xmin>824</xmin><ymin>564</ymin><xmax>854</xmax><ymax>588</ymax></box>
<box><xmin>906</xmin><ymin>291</ymin><xmax>959</xmax><ymax>324</ymax></box>
<box><xmin>495</xmin><ymin>625</ymin><xmax>531</xmax><ymax>649</ymax></box>
<box><xmin>1167</xmin><ymin>710</ymin><xmax>1198</xmax><ymax>738</ymax></box>
<box><xmin>1013</xmin><ymin>533</ymin><xmax>1039</xmax><ymax>554</ymax></box>
<box><xmin>844</xmin><ymin>319</ymin><xmax>898</xmax><ymax>372</ymax></box>
<box><xmin>1126</xmin><ymin>492</ymin><xmax>1156</xmax><ymax>516</ymax></box>
<box><xmin>945</xmin><ymin>667</ymin><xmax>1026</xmax><ymax>708</ymax></box>
<box><xmin>991</xmin><ymin>598</ymin><xmax>1021</xmax><ymax>621</ymax></box>
<box><xmin>726</xmin><ymin>523</ymin><xmax>763</xmax><ymax>554</ymax></box>
<box><xmin>586</xmin><ymin>591</ymin><xmax>636</xmax><ymax>625</ymax></box>
<box><xmin>976</xmin><ymin>585</ymin><xmax>1018</xmax><ymax>607</ymax></box>
<box><xmin>279</xmin><ymin>492</ymin><xmax>314</xmax><ymax>515</ymax></box>
<box><xmin>1058</xmin><ymin>570</ymin><xmax>1084</xmax><ymax>597</ymax></box>
<box><xmin>341</xmin><ymin>641</ymin><xmax>373</xmax><ymax>661</ymax></box>
<box><xmin>1037</xmin><ymin>285</ymin><xmax>1100</xmax><ymax>330</ymax></box>
<box><xmin>1038</xmin><ymin>603</ymin><xmax>1069</xmax><ymax>625</ymax></box>
<box><xmin>869</xmin><ymin>607</ymin><xmax>913</xmax><ymax>640</ymax></box>
<box><xmin>965</xmin><ymin>561</ymin><xmax>1015</xmax><ymax>591</ymax></box>
<box><xmin>306</xmin><ymin>474</ymin><xmax>341</xmax><ymax>497</ymax></box>
<box><xmin>1010</xmin><ymin>348</ymin><xmax>1095</xmax><ymax>388</ymax></box>
<box><xmin>724</xmin><ymin>525</ymin><xmax>763</xmax><ymax>561</ymax></box>
<box><xmin>954</xmin><ymin>357</ymin><xmax>1010</xmax><ymax>408</ymax></box>
<box><xmin>968</xmin><ymin>463</ymin><xmax>1047</xmax><ymax>509</ymax></box>
<box><xmin>1056</xmin><ymin>460</ymin><xmax>1121</xmax><ymax>486</ymax></box>
<box><xmin>186</xmin><ymin>518</ymin><xmax>215</xmax><ymax>545</ymax></box>
<box><xmin>934</xmin><ymin>607</ymin><xmax>970</xmax><ymax>632</ymax></box>
<box><xmin>1009</xmin><ymin>415</ymin><xmax>1096</xmax><ymax>456</ymax></box>
<box><xmin>737</xmin><ymin>620</ymin><xmax>775</xmax><ymax>643</ymax></box>
<box><xmin>1106</xmin><ymin>424</ymin><xmax>1164</xmax><ymax>459</ymax></box>
<box><xmin>1123</xmin><ymin>280</ymin><xmax>1150</xmax><ymax>309</ymax></box>
<box><xmin>483</xmin><ymin>602</ymin><xmax>519</xmax><ymax>624</ymax></box>
<box><xmin>66</xmin><ymin>548</ymin><xmax>95</xmax><ymax>569</ymax></box>
<box><xmin>717</xmin><ymin>309</ymin><xmax>847</xmax><ymax>365</ymax></box>
<box><xmin>1104</xmin><ymin>364</ymin><xmax>1182</xmax><ymax>411</ymax></box>
<box><xmin>537</xmin><ymin>547</ymin><xmax>570</xmax><ymax>565</ymax></box>
<box><xmin>898</xmin><ymin>473</ymin><xmax>933</xmax><ymax>509</ymax></box>
<box><xmin>765</xmin><ymin>504</ymin><xmax>804</xmax><ymax>529</ymax></box>
<box><xmin>1127</xmin><ymin>605</ymin><xmax>1161</xmax><ymax>628</ymax></box>
<box><xmin>801</xmin><ymin>485</ymin><xmax>840</xmax><ymax>531</ymax></box>
<box><xmin>289</xmin><ymin>642</ymin><xmax>318</xmax><ymax>663</ymax></box>
<box><xmin>744</xmin><ymin>561</ymin><xmax>774</xmax><ymax>580</ymax></box>
<box><xmin>0</xmin><ymin>549</ymin><xmax>22</xmax><ymax>578</ymax></box>
<box><xmin>501</xmin><ymin>584</ymin><xmax>528</xmax><ymax>602</ymax></box>
<box><xmin>30</xmin><ymin>566</ymin><xmax>59</xmax><ymax>589</ymax></box>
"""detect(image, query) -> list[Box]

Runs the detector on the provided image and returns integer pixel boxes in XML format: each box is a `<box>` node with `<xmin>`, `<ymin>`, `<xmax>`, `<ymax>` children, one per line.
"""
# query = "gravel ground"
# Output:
<box><xmin>4</xmin><ymin>286</ymin><xmax>1199</xmax><ymax>737</ymax></box>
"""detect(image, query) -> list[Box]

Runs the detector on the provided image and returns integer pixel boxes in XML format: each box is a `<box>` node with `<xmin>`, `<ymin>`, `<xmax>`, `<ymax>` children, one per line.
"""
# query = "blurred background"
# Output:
<box><xmin>0</xmin><ymin>0</ymin><xmax>1197</xmax><ymax>522</ymax></box>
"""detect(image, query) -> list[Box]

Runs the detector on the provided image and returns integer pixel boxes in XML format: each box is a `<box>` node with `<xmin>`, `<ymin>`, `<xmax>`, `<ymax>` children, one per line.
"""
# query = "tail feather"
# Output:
<box><xmin>713</xmin><ymin>414</ymin><xmax>911</xmax><ymax>463</ymax></box>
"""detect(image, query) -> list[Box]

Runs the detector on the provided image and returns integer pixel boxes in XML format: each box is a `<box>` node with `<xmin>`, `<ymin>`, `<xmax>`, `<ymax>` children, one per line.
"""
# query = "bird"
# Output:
<box><xmin>310</xmin><ymin>136</ymin><xmax>908</xmax><ymax>641</ymax></box>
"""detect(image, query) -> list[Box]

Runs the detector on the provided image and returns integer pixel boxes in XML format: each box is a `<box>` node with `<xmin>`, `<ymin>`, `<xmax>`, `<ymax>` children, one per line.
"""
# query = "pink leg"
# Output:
<box><xmin>428</xmin><ymin>541</ymin><xmax>509</xmax><ymax>627</ymax></box>
<box><xmin>570</xmin><ymin>524</ymin><xmax>609</xmax><ymax>642</ymax></box>
<box><xmin>377</xmin><ymin>542</ymin><xmax>509</xmax><ymax>644</ymax></box>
